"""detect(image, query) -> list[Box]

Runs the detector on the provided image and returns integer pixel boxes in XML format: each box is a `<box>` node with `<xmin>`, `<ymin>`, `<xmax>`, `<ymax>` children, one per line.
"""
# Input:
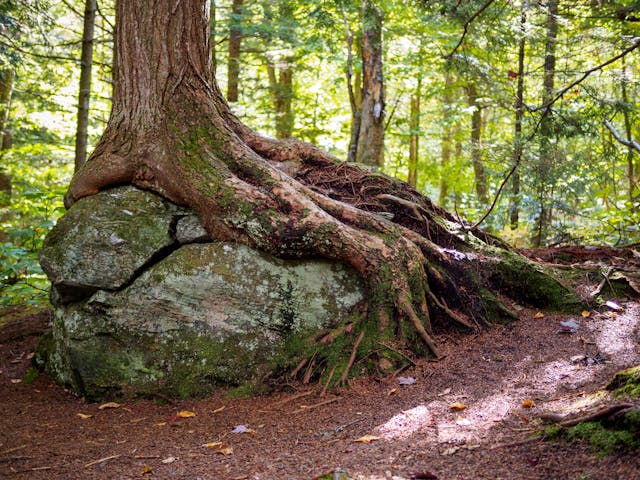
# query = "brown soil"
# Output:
<box><xmin>1</xmin><ymin>250</ymin><xmax>640</xmax><ymax>480</ymax></box>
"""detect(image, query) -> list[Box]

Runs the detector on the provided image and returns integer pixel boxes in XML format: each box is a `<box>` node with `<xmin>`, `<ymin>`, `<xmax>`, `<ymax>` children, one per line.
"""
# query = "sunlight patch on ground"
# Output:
<box><xmin>375</xmin><ymin>404</ymin><xmax>432</xmax><ymax>440</ymax></box>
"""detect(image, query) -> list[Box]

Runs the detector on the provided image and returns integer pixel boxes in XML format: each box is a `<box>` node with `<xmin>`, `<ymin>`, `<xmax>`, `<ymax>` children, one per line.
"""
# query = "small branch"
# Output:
<box><xmin>271</xmin><ymin>390</ymin><xmax>314</xmax><ymax>408</ymax></box>
<box><xmin>446</xmin><ymin>0</ymin><xmax>496</xmax><ymax>60</ymax></box>
<box><xmin>292</xmin><ymin>398</ymin><xmax>338</xmax><ymax>414</ymax></box>
<box><xmin>384</xmin><ymin>89</ymin><xmax>405</xmax><ymax>132</ymax></box>
<box><xmin>377</xmin><ymin>341</ymin><xmax>417</xmax><ymax>366</ymax></box>
<box><xmin>427</xmin><ymin>291</ymin><xmax>475</xmax><ymax>330</ymax></box>
<box><xmin>84</xmin><ymin>454</ymin><xmax>121</xmax><ymax>468</ymax></box>
<box><xmin>604</xmin><ymin>119</ymin><xmax>640</xmax><ymax>154</ymax></box>
<box><xmin>340</xmin><ymin>331</ymin><xmax>365</xmax><ymax>385</ymax></box>
<box><xmin>558</xmin><ymin>403</ymin><xmax>635</xmax><ymax>428</ymax></box>
<box><xmin>0</xmin><ymin>456</ymin><xmax>34</xmax><ymax>463</ymax></box>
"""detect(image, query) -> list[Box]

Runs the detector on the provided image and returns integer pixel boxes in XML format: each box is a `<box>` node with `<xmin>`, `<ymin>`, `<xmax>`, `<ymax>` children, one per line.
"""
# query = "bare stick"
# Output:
<box><xmin>377</xmin><ymin>341</ymin><xmax>417</xmax><ymax>366</ymax></box>
<box><xmin>84</xmin><ymin>454</ymin><xmax>121</xmax><ymax>468</ymax></box>
<box><xmin>292</xmin><ymin>398</ymin><xmax>339</xmax><ymax>414</ymax></box>
<box><xmin>0</xmin><ymin>445</ymin><xmax>27</xmax><ymax>455</ymax></box>
<box><xmin>559</xmin><ymin>403</ymin><xmax>635</xmax><ymax>428</ymax></box>
<box><xmin>271</xmin><ymin>390</ymin><xmax>314</xmax><ymax>409</ymax></box>
<box><xmin>340</xmin><ymin>331</ymin><xmax>365</xmax><ymax>385</ymax></box>
<box><xmin>0</xmin><ymin>456</ymin><xmax>34</xmax><ymax>463</ymax></box>
<box><xmin>604</xmin><ymin>119</ymin><xmax>640</xmax><ymax>154</ymax></box>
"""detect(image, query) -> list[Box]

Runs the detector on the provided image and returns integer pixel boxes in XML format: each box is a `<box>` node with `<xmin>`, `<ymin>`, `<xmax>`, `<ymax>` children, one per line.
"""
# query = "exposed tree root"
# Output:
<box><xmin>64</xmin><ymin>69</ymin><xmax>581</xmax><ymax>382</ymax></box>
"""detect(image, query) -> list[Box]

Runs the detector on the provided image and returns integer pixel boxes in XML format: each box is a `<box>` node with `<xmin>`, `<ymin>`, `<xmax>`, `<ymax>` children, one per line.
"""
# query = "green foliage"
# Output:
<box><xmin>0</xmin><ymin>144</ymin><xmax>71</xmax><ymax>306</ymax></box>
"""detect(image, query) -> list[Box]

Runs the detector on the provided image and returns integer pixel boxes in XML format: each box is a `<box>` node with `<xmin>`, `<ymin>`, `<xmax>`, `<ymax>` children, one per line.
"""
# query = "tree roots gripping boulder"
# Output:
<box><xmin>61</xmin><ymin>0</ymin><xmax>580</xmax><ymax>387</ymax></box>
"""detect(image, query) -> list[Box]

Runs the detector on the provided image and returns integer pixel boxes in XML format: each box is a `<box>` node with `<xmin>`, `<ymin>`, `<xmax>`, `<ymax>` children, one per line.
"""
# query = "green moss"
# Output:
<box><xmin>607</xmin><ymin>366</ymin><xmax>640</xmax><ymax>398</ymax></box>
<box><xmin>566</xmin><ymin>421</ymin><xmax>639</xmax><ymax>456</ymax></box>
<box><xmin>489</xmin><ymin>252</ymin><xmax>582</xmax><ymax>311</ymax></box>
<box><xmin>224</xmin><ymin>382</ymin><xmax>267</xmax><ymax>399</ymax></box>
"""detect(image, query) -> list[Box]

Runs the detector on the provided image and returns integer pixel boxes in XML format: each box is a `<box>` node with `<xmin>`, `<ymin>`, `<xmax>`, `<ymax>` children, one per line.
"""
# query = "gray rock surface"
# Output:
<box><xmin>38</xmin><ymin>187</ymin><xmax>365</xmax><ymax>399</ymax></box>
<box><xmin>39</xmin><ymin>186</ymin><xmax>186</xmax><ymax>303</ymax></box>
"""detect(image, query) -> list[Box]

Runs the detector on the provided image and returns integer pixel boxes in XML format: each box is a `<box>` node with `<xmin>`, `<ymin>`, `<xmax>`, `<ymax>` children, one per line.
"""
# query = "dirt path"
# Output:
<box><xmin>1</xmin><ymin>299</ymin><xmax>639</xmax><ymax>480</ymax></box>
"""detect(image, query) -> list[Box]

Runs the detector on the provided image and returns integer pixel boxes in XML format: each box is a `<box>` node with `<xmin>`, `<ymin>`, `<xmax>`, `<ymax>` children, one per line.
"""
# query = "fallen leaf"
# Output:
<box><xmin>154</xmin><ymin>422</ymin><xmax>167</xmax><ymax>427</ymax></box>
<box><xmin>449</xmin><ymin>402</ymin><xmax>468</xmax><ymax>411</ymax></box>
<box><xmin>231</xmin><ymin>425</ymin><xmax>256</xmax><ymax>434</ymax></box>
<box><xmin>77</xmin><ymin>413</ymin><xmax>93</xmax><ymax>419</ymax></box>
<box><xmin>141</xmin><ymin>466</ymin><xmax>152</xmax><ymax>475</ymax></box>
<box><xmin>202</xmin><ymin>442</ymin><xmax>223</xmax><ymax>448</ymax></box>
<box><xmin>533</xmin><ymin>311</ymin><xmax>544</xmax><ymax>319</ymax></box>
<box><xmin>605</xmin><ymin>300</ymin><xmax>622</xmax><ymax>311</ymax></box>
<box><xmin>387</xmin><ymin>388</ymin><xmax>399</xmax><ymax>396</ymax></box>
<box><xmin>437</xmin><ymin>387</ymin><xmax>452</xmax><ymax>397</ymax></box>
<box><xmin>161</xmin><ymin>456</ymin><xmax>177</xmax><ymax>464</ymax></box>
<box><xmin>354</xmin><ymin>434</ymin><xmax>381</xmax><ymax>443</ymax></box>
<box><xmin>98</xmin><ymin>402</ymin><xmax>121</xmax><ymax>410</ymax></box>
<box><xmin>212</xmin><ymin>406</ymin><xmax>226</xmax><ymax>414</ymax></box>
<box><xmin>398</xmin><ymin>376</ymin><xmax>416</xmax><ymax>385</ymax></box>
<box><xmin>558</xmin><ymin>318</ymin><xmax>580</xmax><ymax>334</ymax></box>
<box><xmin>581</xmin><ymin>310</ymin><xmax>590</xmax><ymax>318</ymax></box>
<box><xmin>176</xmin><ymin>410</ymin><xmax>196</xmax><ymax>418</ymax></box>
<box><xmin>441</xmin><ymin>446</ymin><xmax>460</xmax><ymax>456</ymax></box>
<box><xmin>606</xmin><ymin>311</ymin><xmax>618</xmax><ymax>318</ymax></box>
<box><xmin>10</xmin><ymin>379</ymin><xmax>22</xmax><ymax>384</ymax></box>
<box><xmin>521</xmin><ymin>400</ymin><xmax>536</xmax><ymax>408</ymax></box>
<box><xmin>217</xmin><ymin>446</ymin><xmax>233</xmax><ymax>455</ymax></box>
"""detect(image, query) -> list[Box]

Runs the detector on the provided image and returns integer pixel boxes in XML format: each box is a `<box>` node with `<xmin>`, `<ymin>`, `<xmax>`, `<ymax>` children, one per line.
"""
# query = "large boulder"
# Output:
<box><xmin>38</xmin><ymin>187</ymin><xmax>365</xmax><ymax>400</ymax></box>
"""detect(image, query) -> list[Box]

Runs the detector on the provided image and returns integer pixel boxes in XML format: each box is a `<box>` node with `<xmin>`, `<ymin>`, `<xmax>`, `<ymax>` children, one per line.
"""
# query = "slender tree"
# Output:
<box><xmin>74</xmin><ymin>0</ymin><xmax>97</xmax><ymax>172</ymax></box>
<box><xmin>355</xmin><ymin>0</ymin><xmax>384</xmax><ymax>167</ymax></box>
<box><xmin>407</xmin><ymin>76</ymin><xmax>421</xmax><ymax>188</ymax></box>
<box><xmin>226</xmin><ymin>0</ymin><xmax>242</xmax><ymax>102</ymax></box>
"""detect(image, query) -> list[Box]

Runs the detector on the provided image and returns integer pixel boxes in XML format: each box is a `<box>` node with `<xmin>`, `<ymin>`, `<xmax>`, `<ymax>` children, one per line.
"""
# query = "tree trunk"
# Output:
<box><xmin>344</xmin><ymin>15</ymin><xmax>361</xmax><ymax>163</ymax></box>
<box><xmin>439</xmin><ymin>70</ymin><xmax>454</xmax><ymax>207</ymax></box>
<box><xmin>355</xmin><ymin>0</ymin><xmax>384</xmax><ymax>168</ymax></box>
<box><xmin>210</xmin><ymin>0</ymin><xmax>217</xmax><ymax>75</ymax></box>
<box><xmin>407</xmin><ymin>77</ymin><xmax>421</xmax><ymax>188</ymax></box>
<box><xmin>66</xmin><ymin>0</ymin><xmax>580</xmax><ymax>383</ymax></box>
<box><xmin>467</xmin><ymin>83</ymin><xmax>488</xmax><ymax>204</ymax></box>
<box><xmin>510</xmin><ymin>0</ymin><xmax>527</xmax><ymax>229</ymax></box>
<box><xmin>621</xmin><ymin>58</ymin><xmax>637</xmax><ymax>210</ymax></box>
<box><xmin>226</xmin><ymin>0</ymin><xmax>242</xmax><ymax>102</ymax></box>
<box><xmin>266</xmin><ymin>59</ymin><xmax>294</xmax><ymax>139</ymax></box>
<box><xmin>0</xmin><ymin>69</ymin><xmax>14</xmax><ymax>205</ymax></box>
<box><xmin>533</xmin><ymin>0</ymin><xmax>559</xmax><ymax>247</ymax></box>
<box><xmin>74</xmin><ymin>0</ymin><xmax>97</xmax><ymax>172</ymax></box>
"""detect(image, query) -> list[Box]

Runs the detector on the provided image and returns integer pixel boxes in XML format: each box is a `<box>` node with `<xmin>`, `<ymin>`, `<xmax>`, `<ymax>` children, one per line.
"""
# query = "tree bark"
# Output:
<box><xmin>533</xmin><ymin>0</ymin><xmax>559</xmax><ymax>247</ymax></box>
<box><xmin>510</xmin><ymin>0</ymin><xmax>527</xmax><ymax>229</ymax></box>
<box><xmin>407</xmin><ymin>77</ymin><xmax>421</xmax><ymax>188</ymax></box>
<box><xmin>0</xmin><ymin>69</ymin><xmax>14</xmax><ymax>205</ymax></box>
<box><xmin>65</xmin><ymin>0</ymin><xmax>581</xmax><ymax>380</ymax></box>
<box><xmin>467</xmin><ymin>83</ymin><xmax>488</xmax><ymax>204</ymax></box>
<box><xmin>226</xmin><ymin>0</ymin><xmax>242</xmax><ymax>102</ymax></box>
<box><xmin>74</xmin><ymin>0</ymin><xmax>97</xmax><ymax>172</ymax></box>
<box><xmin>355</xmin><ymin>0</ymin><xmax>384</xmax><ymax>168</ymax></box>
<box><xmin>439</xmin><ymin>70</ymin><xmax>454</xmax><ymax>207</ymax></box>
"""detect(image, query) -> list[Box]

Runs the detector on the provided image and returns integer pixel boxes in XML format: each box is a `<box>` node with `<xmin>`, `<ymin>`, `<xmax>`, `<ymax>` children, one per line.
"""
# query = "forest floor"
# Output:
<box><xmin>1</xmin><ymin>247</ymin><xmax>640</xmax><ymax>480</ymax></box>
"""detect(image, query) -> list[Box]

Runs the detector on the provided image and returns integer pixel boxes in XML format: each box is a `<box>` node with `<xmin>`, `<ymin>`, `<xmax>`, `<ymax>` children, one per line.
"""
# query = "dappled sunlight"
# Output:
<box><xmin>372</xmin><ymin>303</ymin><xmax>640</xmax><ymax>448</ymax></box>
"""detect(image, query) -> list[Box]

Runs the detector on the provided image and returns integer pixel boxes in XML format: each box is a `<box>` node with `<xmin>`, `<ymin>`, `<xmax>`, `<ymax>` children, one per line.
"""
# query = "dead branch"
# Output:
<box><xmin>446</xmin><ymin>0</ymin><xmax>497</xmax><ymax>60</ymax></box>
<box><xmin>604</xmin><ymin>119</ymin><xmax>640</xmax><ymax>155</ymax></box>
<box><xmin>558</xmin><ymin>403</ymin><xmax>635</xmax><ymax>428</ymax></box>
<box><xmin>292</xmin><ymin>398</ymin><xmax>339</xmax><ymax>414</ymax></box>
<box><xmin>321</xmin><ymin>365</ymin><xmax>338</xmax><ymax>397</ymax></box>
<box><xmin>84</xmin><ymin>454</ymin><xmax>121</xmax><ymax>468</ymax></box>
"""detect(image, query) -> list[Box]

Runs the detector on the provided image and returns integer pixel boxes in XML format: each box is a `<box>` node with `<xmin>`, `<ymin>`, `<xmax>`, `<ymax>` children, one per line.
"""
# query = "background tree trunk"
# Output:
<box><xmin>510</xmin><ymin>0</ymin><xmax>527</xmax><ymax>229</ymax></box>
<box><xmin>74</xmin><ymin>0</ymin><xmax>97</xmax><ymax>172</ymax></box>
<box><xmin>407</xmin><ymin>77</ymin><xmax>421</xmax><ymax>188</ymax></box>
<box><xmin>533</xmin><ymin>0</ymin><xmax>559</xmax><ymax>247</ymax></box>
<box><xmin>439</xmin><ymin>71</ymin><xmax>454</xmax><ymax>207</ymax></box>
<box><xmin>226</xmin><ymin>0</ymin><xmax>243</xmax><ymax>102</ymax></box>
<box><xmin>0</xmin><ymin>69</ymin><xmax>14</xmax><ymax>206</ymax></box>
<box><xmin>355</xmin><ymin>0</ymin><xmax>384</xmax><ymax>168</ymax></box>
<box><xmin>467</xmin><ymin>83</ymin><xmax>488</xmax><ymax>204</ymax></box>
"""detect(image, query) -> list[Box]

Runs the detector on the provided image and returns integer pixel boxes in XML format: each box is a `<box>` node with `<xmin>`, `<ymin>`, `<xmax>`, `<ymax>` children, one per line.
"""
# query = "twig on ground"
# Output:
<box><xmin>271</xmin><ymin>390</ymin><xmax>314</xmax><ymax>409</ymax></box>
<box><xmin>292</xmin><ymin>398</ymin><xmax>339</xmax><ymax>414</ymax></box>
<box><xmin>321</xmin><ymin>365</ymin><xmax>338</xmax><ymax>397</ymax></box>
<box><xmin>84</xmin><ymin>454</ymin><xmax>121</xmax><ymax>468</ymax></box>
